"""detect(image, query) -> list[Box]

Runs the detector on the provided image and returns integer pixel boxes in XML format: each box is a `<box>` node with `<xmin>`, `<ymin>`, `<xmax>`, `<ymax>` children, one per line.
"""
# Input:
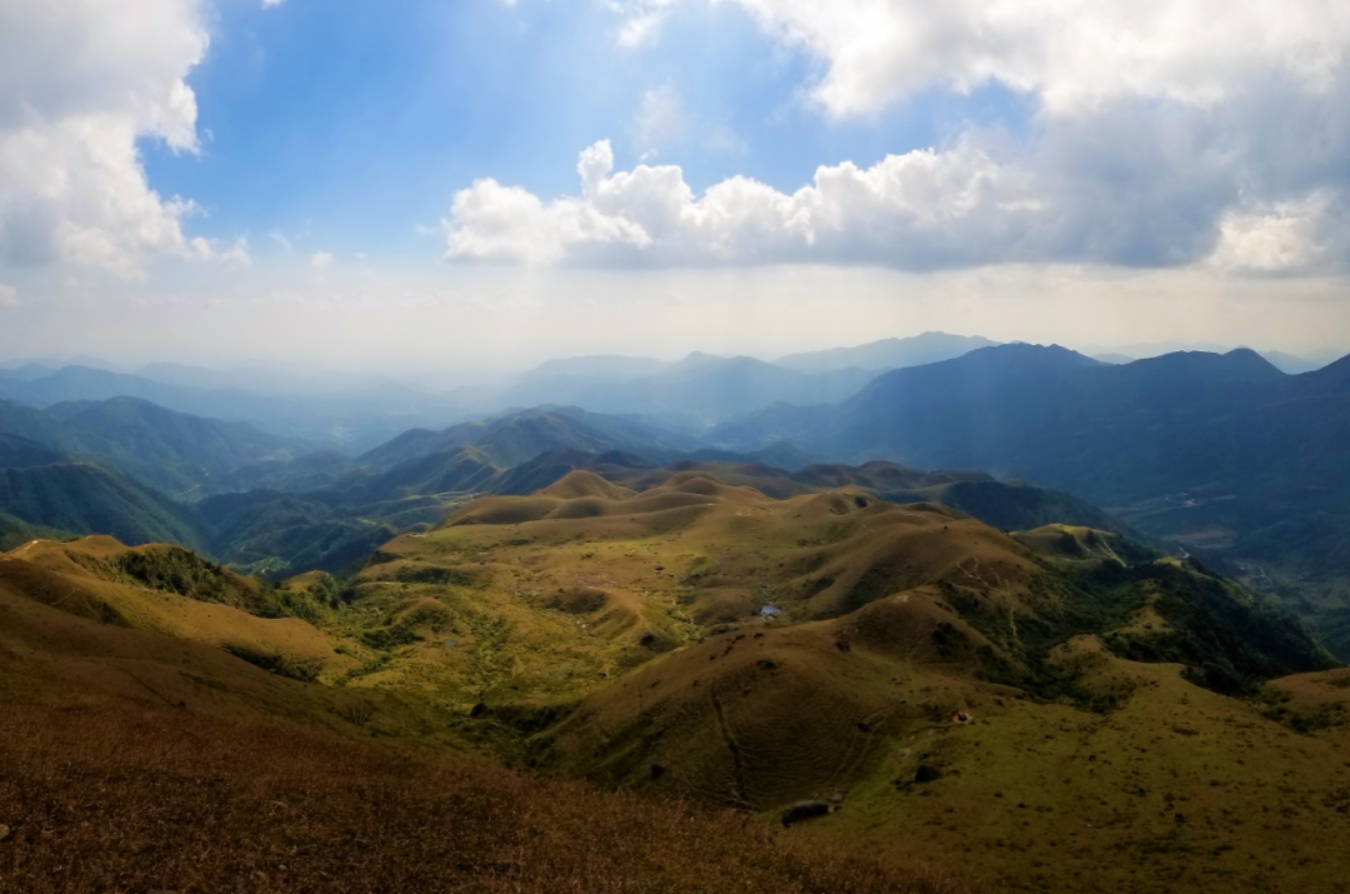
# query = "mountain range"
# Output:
<box><xmin>0</xmin><ymin>332</ymin><xmax>999</xmax><ymax>446</ymax></box>
<box><xmin>713</xmin><ymin>343</ymin><xmax>1350</xmax><ymax>649</ymax></box>
<box><xmin>0</xmin><ymin>365</ymin><xmax>469</xmax><ymax>452</ymax></box>
<box><xmin>5</xmin><ymin>336</ymin><xmax>1350</xmax><ymax>655</ymax></box>
<box><xmin>776</xmin><ymin>331</ymin><xmax>999</xmax><ymax>372</ymax></box>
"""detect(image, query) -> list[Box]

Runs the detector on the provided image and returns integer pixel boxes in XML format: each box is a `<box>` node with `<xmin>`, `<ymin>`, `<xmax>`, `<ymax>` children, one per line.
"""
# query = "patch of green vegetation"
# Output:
<box><xmin>395</xmin><ymin>564</ymin><xmax>481</xmax><ymax>586</ymax></box>
<box><xmin>277</xmin><ymin>571</ymin><xmax>343</xmax><ymax>623</ymax></box>
<box><xmin>351</xmin><ymin>595</ymin><xmax>453</xmax><ymax>650</ymax></box>
<box><xmin>359</xmin><ymin>624</ymin><xmax>423</xmax><ymax>650</ymax></box>
<box><xmin>103</xmin><ymin>547</ymin><xmax>235</xmax><ymax>602</ymax></box>
<box><xmin>222</xmin><ymin>645</ymin><xmax>323</xmax><ymax>682</ymax></box>
<box><xmin>937</xmin><ymin>549</ymin><xmax>1329</xmax><ymax>708</ymax></box>
<box><xmin>0</xmin><ymin>512</ymin><xmax>76</xmax><ymax>552</ymax></box>
<box><xmin>1254</xmin><ymin>687</ymin><xmax>1350</xmax><ymax>733</ymax></box>
<box><xmin>339</xmin><ymin>652</ymin><xmax>391</xmax><ymax>683</ymax></box>
<box><xmin>1103</xmin><ymin>562</ymin><xmax>1335</xmax><ymax>695</ymax></box>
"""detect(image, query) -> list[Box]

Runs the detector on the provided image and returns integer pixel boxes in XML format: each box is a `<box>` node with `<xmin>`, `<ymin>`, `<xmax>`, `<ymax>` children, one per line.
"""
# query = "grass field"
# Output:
<box><xmin>0</xmin><ymin>604</ymin><xmax>973</xmax><ymax>894</ymax></box>
<box><xmin>3</xmin><ymin>465</ymin><xmax>1349</xmax><ymax>892</ymax></box>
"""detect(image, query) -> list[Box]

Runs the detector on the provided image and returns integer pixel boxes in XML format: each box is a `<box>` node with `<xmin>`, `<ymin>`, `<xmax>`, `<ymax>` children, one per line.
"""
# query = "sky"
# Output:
<box><xmin>1</xmin><ymin>0</ymin><xmax>1349</xmax><ymax>372</ymax></box>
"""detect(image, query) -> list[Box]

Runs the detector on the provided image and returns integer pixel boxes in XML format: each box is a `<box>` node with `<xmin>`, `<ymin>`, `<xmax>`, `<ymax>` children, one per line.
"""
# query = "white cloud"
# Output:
<box><xmin>0</xmin><ymin>0</ymin><xmax>233</xmax><ymax>277</ymax></box>
<box><xmin>310</xmin><ymin>251</ymin><xmax>335</xmax><ymax>269</ymax></box>
<box><xmin>0</xmin><ymin>283</ymin><xmax>17</xmax><ymax>308</ymax></box>
<box><xmin>445</xmin><ymin>138</ymin><xmax>1039</xmax><ymax>266</ymax></box>
<box><xmin>450</xmin><ymin>1</ymin><xmax>1350</xmax><ymax>274</ymax></box>
<box><xmin>262</xmin><ymin>0</ymin><xmax>285</xmax><ymax>7</ymax></box>
<box><xmin>1208</xmin><ymin>196</ymin><xmax>1330</xmax><ymax>273</ymax></box>
<box><xmin>617</xmin><ymin>11</ymin><xmax>668</xmax><ymax>48</ymax></box>
<box><xmin>615</xmin><ymin>0</ymin><xmax>678</xmax><ymax>47</ymax></box>
<box><xmin>621</xmin><ymin>0</ymin><xmax>1350</xmax><ymax>118</ymax></box>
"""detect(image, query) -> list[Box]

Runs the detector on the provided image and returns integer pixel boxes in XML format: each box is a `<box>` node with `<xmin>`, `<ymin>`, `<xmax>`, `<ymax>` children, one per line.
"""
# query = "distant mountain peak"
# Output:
<box><xmin>776</xmin><ymin>332</ymin><xmax>999</xmax><ymax>373</ymax></box>
<box><xmin>673</xmin><ymin>351</ymin><xmax>723</xmax><ymax>368</ymax></box>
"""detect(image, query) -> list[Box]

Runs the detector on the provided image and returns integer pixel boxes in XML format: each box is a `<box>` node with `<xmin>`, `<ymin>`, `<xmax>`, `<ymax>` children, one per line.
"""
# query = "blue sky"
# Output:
<box><xmin>0</xmin><ymin>0</ymin><xmax>1348</xmax><ymax>369</ymax></box>
<box><xmin>144</xmin><ymin>0</ymin><xmax>1035</xmax><ymax>262</ymax></box>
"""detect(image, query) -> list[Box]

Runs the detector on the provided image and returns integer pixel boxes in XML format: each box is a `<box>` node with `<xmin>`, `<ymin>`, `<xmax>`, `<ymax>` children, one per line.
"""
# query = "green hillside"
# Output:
<box><xmin>47</xmin><ymin>397</ymin><xmax>300</xmax><ymax>498</ymax></box>
<box><xmin>0</xmin><ymin>396</ymin><xmax>305</xmax><ymax>499</ymax></box>
<box><xmin>0</xmin><ymin>399</ymin><xmax>72</xmax><ymax>448</ymax></box>
<box><xmin>0</xmin><ymin>463</ymin><xmax>205</xmax><ymax>550</ymax></box>
<box><xmin>0</xmin><ymin>511</ymin><xmax>74</xmax><ymax>551</ymax></box>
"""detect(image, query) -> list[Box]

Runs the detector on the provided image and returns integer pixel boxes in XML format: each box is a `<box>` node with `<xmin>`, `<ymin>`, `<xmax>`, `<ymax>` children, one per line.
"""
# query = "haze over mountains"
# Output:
<box><xmin>3</xmin><ymin>329</ymin><xmax>1350</xmax><ymax>644</ymax></box>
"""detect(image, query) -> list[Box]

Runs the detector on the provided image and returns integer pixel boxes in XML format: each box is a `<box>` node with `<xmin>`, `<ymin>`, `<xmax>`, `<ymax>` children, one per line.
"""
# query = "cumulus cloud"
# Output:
<box><xmin>310</xmin><ymin>251</ymin><xmax>335</xmax><ymax>269</ymax></box>
<box><xmin>0</xmin><ymin>0</ymin><xmax>235</xmax><ymax>277</ymax></box>
<box><xmin>449</xmin><ymin>0</ymin><xmax>1350</xmax><ymax>273</ymax></box>
<box><xmin>616</xmin><ymin>0</ymin><xmax>1350</xmax><ymax>118</ymax></box>
<box><xmin>445</xmin><ymin>138</ymin><xmax>1045</xmax><ymax>267</ymax></box>
<box><xmin>445</xmin><ymin>97</ymin><xmax>1350</xmax><ymax>273</ymax></box>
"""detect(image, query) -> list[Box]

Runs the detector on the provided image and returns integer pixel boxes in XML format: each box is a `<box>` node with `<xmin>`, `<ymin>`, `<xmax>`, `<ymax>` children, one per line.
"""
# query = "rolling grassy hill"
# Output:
<box><xmin>4</xmin><ymin>467</ymin><xmax>1350</xmax><ymax>892</ymax></box>
<box><xmin>0</xmin><ymin>536</ymin><xmax>341</xmax><ymax>669</ymax></box>
<box><xmin>0</xmin><ymin>534</ymin><xmax>977</xmax><ymax>894</ymax></box>
<box><xmin>0</xmin><ymin>375</ymin><xmax>1201</xmax><ymax>606</ymax></box>
<box><xmin>713</xmin><ymin>343</ymin><xmax>1350</xmax><ymax>654</ymax></box>
<box><xmin>189</xmin><ymin>451</ymin><xmax>1169</xmax><ymax>583</ymax></box>
<box><xmin>380</xmin><ymin>472</ymin><xmax>1350</xmax><ymax>892</ymax></box>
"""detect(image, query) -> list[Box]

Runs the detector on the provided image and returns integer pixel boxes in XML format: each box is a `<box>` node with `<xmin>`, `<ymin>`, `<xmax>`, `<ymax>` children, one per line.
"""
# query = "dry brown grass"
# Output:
<box><xmin>0</xmin><ymin>688</ymin><xmax>981</xmax><ymax>894</ymax></box>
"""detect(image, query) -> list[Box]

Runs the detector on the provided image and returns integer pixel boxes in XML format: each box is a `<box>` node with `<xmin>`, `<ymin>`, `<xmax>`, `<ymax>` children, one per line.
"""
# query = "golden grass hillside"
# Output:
<box><xmin>0</xmin><ymin>576</ymin><xmax>977</xmax><ymax>894</ymax></box>
<box><xmin>2</xmin><ymin>466</ymin><xmax>1345</xmax><ymax>894</ymax></box>
<box><xmin>344</xmin><ymin>468</ymin><xmax>1070</xmax><ymax>719</ymax></box>
<box><xmin>350</xmin><ymin>469</ymin><xmax>1344</xmax><ymax>893</ymax></box>
<box><xmin>0</xmin><ymin>537</ymin><xmax>349</xmax><ymax>680</ymax></box>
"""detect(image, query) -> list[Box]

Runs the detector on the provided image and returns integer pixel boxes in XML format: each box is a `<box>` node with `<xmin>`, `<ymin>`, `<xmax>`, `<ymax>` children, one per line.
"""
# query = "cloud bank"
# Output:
<box><xmin>450</xmin><ymin>0</ymin><xmax>1350</xmax><ymax>273</ymax></box>
<box><xmin>0</xmin><ymin>0</ymin><xmax>238</xmax><ymax>276</ymax></box>
<box><xmin>618</xmin><ymin>0</ymin><xmax>1350</xmax><ymax>118</ymax></box>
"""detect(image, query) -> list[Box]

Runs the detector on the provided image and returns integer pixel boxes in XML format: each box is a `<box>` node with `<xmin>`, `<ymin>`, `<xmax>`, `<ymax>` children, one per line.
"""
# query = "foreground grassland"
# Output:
<box><xmin>4</xmin><ymin>464</ymin><xmax>1350</xmax><ymax>892</ymax></box>
<box><xmin>0</xmin><ymin>634</ymin><xmax>968</xmax><ymax>893</ymax></box>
